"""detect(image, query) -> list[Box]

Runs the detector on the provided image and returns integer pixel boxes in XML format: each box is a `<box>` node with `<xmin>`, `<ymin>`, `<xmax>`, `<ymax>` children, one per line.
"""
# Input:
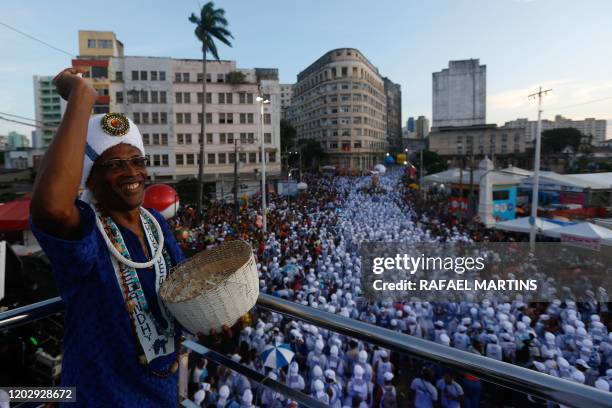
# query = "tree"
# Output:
<box><xmin>421</xmin><ymin>150</ymin><xmax>447</xmax><ymax>175</ymax></box>
<box><xmin>189</xmin><ymin>2</ymin><xmax>233</xmax><ymax>217</ymax></box>
<box><xmin>280</xmin><ymin>119</ymin><xmax>297</xmax><ymax>153</ymax></box>
<box><xmin>297</xmin><ymin>139</ymin><xmax>325</xmax><ymax>170</ymax></box>
<box><xmin>541</xmin><ymin>128</ymin><xmax>582</xmax><ymax>154</ymax></box>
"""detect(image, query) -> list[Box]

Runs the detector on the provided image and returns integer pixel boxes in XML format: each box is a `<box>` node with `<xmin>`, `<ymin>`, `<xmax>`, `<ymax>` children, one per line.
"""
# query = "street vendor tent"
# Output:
<box><xmin>544</xmin><ymin>221</ymin><xmax>612</xmax><ymax>243</ymax></box>
<box><xmin>0</xmin><ymin>195</ymin><xmax>31</xmax><ymax>232</ymax></box>
<box><xmin>493</xmin><ymin>216</ymin><xmax>561</xmax><ymax>234</ymax></box>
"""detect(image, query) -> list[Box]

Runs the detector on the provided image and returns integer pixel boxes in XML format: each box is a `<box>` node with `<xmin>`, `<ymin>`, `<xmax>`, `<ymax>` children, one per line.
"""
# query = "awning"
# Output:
<box><xmin>0</xmin><ymin>195</ymin><xmax>31</xmax><ymax>232</ymax></box>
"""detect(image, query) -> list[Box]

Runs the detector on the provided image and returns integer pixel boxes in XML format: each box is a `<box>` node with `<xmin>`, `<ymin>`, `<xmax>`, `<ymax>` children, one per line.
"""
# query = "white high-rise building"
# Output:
<box><xmin>280</xmin><ymin>84</ymin><xmax>294</xmax><ymax>120</ymax></box>
<box><xmin>432</xmin><ymin>59</ymin><xmax>486</xmax><ymax>128</ymax></box>
<box><xmin>32</xmin><ymin>75</ymin><xmax>66</xmax><ymax>149</ymax></box>
<box><xmin>108</xmin><ymin>56</ymin><xmax>281</xmax><ymax>197</ymax></box>
<box><xmin>505</xmin><ymin>115</ymin><xmax>607</xmax><ymax>146</ymax></box>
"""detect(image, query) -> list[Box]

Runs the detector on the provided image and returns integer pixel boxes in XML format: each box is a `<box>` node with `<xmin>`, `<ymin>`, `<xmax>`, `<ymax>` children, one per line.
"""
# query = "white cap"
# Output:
<box><xmin>315</xmin><ymin>339</ymin><xmax>324</xmax><ymax>351</ymax></box>
<box><xmin>330</xmin><ymin>345</ymin><xmax>338</xmax><ymax>357</ymax></box>
<box><xmin>571</xmin><ymin>370</ymin><xmax>585</xmax><ymax>384</ymax></box>
<box><xmin>358</xmin><ymin>350</ymin><xmax>368</xmax><ymax>363</ymax></box>
<box><xmin>314</xmin><ymin>379</ymin><xmax>324</xmax><ymax>392</ymax></box>
<box><xmin>242</xmin><ymin>389</ymin><xmax>253</xmax><ymax>404</ymax></box>
<box><xmin>354</xmin><ymin>364</ymin><xmax>364</xmax><ymax>377</ymax></box>
<box><xmin>595</xmin><ymin>378</ymin><xmax>609</xmax><ymax>391</ymax></box>
<box><xmin>324</xmin><ymin>369</ymin><xmax>336</xmax><ymax>381</ymax></box>
<box><xmin>313</xmin><ymin>365</ymin><xmax>323</xmax><ymax>377</ymax></box>
<box><xmin>219</xmin><ymin>385</ymin><xmax>230</xmax><ymax>398</ymax></box>
<box><xmin>384</xmin><ymin>371</ymin><xmax>394</xmax><ymax>381</ymax></box>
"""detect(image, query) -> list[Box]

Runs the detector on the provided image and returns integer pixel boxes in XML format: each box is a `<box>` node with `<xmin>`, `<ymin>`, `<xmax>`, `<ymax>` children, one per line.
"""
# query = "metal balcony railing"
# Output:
<box><xmin>2</xmin><ymin>294</ymin><xmax>612</xmax><ymax>408</ymax></box>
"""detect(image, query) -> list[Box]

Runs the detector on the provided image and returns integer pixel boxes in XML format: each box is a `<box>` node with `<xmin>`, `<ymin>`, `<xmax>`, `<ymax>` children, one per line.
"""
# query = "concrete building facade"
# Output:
<box><xmin>429</xmin><ymin>125</ymin><xmax>528</xmax><ymax>168</ymax></box>
<box><xmin>432</xmin><ymin>59</ymin><xmax>486</xmax><ymax>128</ymax></box>
<box><xmin>415</xmin><ymin>115</ymin><xmax>430</xmax><ymax>139</ymax></box>
<box><xmin>383</xmin><ymin>77</ymin><xmax>402</xmax><ymax>152</ymax></box>
<box><xmin>280</xmin><ymin>84</ymin><xmax>294</xmax><ymax>121</ymax></box>
<box><xmin>108</xmin><ymin>56</ymin><xmax>281</xmax><ymax>196</ymax></box>
<box><xmin>504</xmin><ymin>115</ymin><xmax>607</xmax><ymax>146</ymax></box>
<box><xmin>32</xmin><ymin>76</ymin><xmax>65</xmax><ymax>149</ymax></box>
<box><xmin>292</xmin><ymin>48</ymin><xmax>388</xmax><ymax>170</ymax></box>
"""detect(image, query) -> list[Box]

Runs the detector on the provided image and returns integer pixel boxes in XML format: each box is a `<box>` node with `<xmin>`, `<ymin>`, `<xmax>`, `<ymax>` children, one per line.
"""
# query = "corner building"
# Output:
<box><xmin>292</xmin><ymin>48</ymin><xmax>388</xmax><ymax>170</ymax></box>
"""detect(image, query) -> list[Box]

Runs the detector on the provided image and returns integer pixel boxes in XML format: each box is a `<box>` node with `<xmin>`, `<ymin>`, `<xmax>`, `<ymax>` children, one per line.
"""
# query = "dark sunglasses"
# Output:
<box><xmin>94</xmin><ymin>156</ymin><xmax>149</xmax><ymax>172</ymax></box>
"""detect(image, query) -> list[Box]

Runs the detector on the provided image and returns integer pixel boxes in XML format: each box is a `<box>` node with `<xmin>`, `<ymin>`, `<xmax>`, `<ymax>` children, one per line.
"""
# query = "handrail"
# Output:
<box><xmin>2</xmin><ymin>295</ymin><xmax>612</xmax><ymax>408</ymax></box>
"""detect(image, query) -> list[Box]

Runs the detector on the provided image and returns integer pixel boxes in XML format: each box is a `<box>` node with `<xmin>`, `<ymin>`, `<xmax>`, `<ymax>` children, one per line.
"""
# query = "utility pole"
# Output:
<box><xmin>528</xmin><ymin>86</ymin><xmax>552</xmax><ymax>252</ymax></box>
<box><xmin>419</xmin><ymin>146</ymin><xmax>424</xmax><ymax>197</ymax></box>
<box><xmin>233</xmin><ymin>139</ymin><xmax>239</xmax><ymax>227</ymax></box>
<box><xmin>469</xmin><ymin>135</ymin><xmax>475</xmax><ymax>217</ymax></box>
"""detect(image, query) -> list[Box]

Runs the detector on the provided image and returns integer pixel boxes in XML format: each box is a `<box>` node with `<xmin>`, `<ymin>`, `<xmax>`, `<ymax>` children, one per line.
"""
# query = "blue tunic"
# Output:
<box><xmin>31</xmin><ymin>200</ymin><xmax>186</xmax><ymax>407</ymax></box>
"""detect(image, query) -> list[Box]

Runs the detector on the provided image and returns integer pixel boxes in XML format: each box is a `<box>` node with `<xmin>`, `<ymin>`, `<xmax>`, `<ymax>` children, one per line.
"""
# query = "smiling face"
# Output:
<box><xmin>87</xmin><ymin>143</ymin><xmax>147</xmax><ymax>212</ymax></box>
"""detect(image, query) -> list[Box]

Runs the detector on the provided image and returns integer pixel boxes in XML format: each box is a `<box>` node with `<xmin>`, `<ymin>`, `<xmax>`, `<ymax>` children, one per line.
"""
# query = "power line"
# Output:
<box><xmin>0</xmin><ymin>116</ymin><xmax>57</xmax><ymax>130</ymax></box>
<box><xmin>549</xmin><ymin>96</ymin><xmax>612</xmax><ymax>112</ymax></box>
<box><xmin>0</xmin><ymin>20</ymin><xmax>75</xmax><ymax>57</ymax></box>
<box><xmin>0</xmin><ymin>112</ymin><xmax>46</xmax><ymax>125</ymax></box>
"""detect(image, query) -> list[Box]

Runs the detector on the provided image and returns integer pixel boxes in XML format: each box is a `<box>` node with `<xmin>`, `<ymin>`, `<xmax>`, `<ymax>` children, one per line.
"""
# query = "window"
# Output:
<box><xmin>240</xmin><ymin>133</ymin><xmax>247</xmax><ymax>144</ymax></box>
<box><xmin>176</xmin><ymin>113</ymin><xmax>183</xmax><ymax>124</ymax></box>
<box><xmin>240</xmin><ymin>113</ymin><xmax>246</xmax><ymax>124</ymax></box>
<box><xmin>182</xmin><ymin>72</ymin><xmax>190</xmax><ymax>82</ymax></box>
<box><xmin>197</xmin><ymin>93</ymin><xmax>203</xmax><ymax>104</ymax></box>
<box><xmin>133</xmin><ymin>112</ymin><xmax>141</xmax><ymax>124</ymax></box>
<box><xmin>142</xmin><ymin>133</ymin><xmax>150</xmax><ymax>145</ymax></box>
<box><xmin>175</xmin><ymin>92</ymin><xmax>182</xmax><ymax>104</ymax></box>
<box><xmin>161</xmin><ymin>155</ymin><xmax>169</xmax><ymax>167</ymax></box>
<box><xmin>219</xmin><ymin>133</ymin><xmax>226</xmax><ymax>144</ymax></box>
<box><xmin>177</xmin><ymin>134</ymin><xmax>184</xmax><ymax>144</ymax></box>
<box><xmin>152</xmin><ymin>112</ymin><xmax>159</xmax><ymax>124</ymax></box>
<box><xmin>217</xmin><ymin>74</ymin><xmax>224</xmax><ymax>83</ymax></box>
<box><xmin>207</xmin><ymin>153</ymin><xmax>216</xmax><ymax>164</ymax></box>
<box><xmin>98</xmin><ymin>39</ymin><xmax>112</xmax><ymax>48</ymax></box>
<box><xmin>175</xmin><ymin>72</ymin><xmax>181</xmax><ymax>82</ymax></box>
<box><xmin>218</xmin><ymin>153</ymin><xmax>226</xmax><ymax>164</ymax></box>
<box><xmin>198</xmin><ymin>113</ymin><xmax>203</xmax><ymax>124</ymax></box>
<box><xmin>132</xmin><ymin>71</ymin><xmax>139</xmax><ymax>81</ymax></box>
<box><xmin>160</xmin><ymin>91</ymin><xmax>167</xmax><ymax>104</ymax></box>
<box><xmin>184</xmin><ymin>92</ymin><xmax>191</xmax><ymax>103</ymax></box>
<box><xmin>226</xmin><ymin>93</ymin><xmax>233</xmax><ymax>104</ymax></box>
<box><xmin>249</xmin><ymin>152</ymin><xmax>257</xmax><ymax>163</ymax></box>
<box><xmin>184</xmin><ymin>113</ymin><xmax>191</xmax><ymax>124</ymax></box>
<box><xmin>206</xmin><ymin>113</ymin><xmax>213</xmax><ymax>124</ymax></box>
<box><xmin>239</xmin><ymin>153</ymin><xmax>246</xmax><ymax>163</ymax></box>
<box><xmin>160</xmin><ymin>112</ymin><xmax>167</xmax><ymax>124</ymax></box>
<box><xmin>153</xmin><ymin>154</ymin><xmax>161</xmax><ymax>166</ymax></box>
<box><xmin>206</xmin><ymin>93</ymin><xmax>212</xmax><ymax>104</ymax></box>
<box><xmin>161</xmin><ymin>134</ymin><xmax>168</xmax><ymax>145</ymax></box>
<box><xmin>206</xmin><ymin>133</ymin><xmax>213</xmax><ymax>143</ymax></box>
<box><xmin>186</xmin><ymin>154</ymin><xmax>195</xmax><ymax>165</ymax></box>
<box><xmin>150</xmin><ymin>91</ymin><xmax>158</xmax><ymax>103</ymax></box>
<box><xmin>88</xmin><ymin>39</ymin><xmax>96</xmax><ymax>48</ymax></box>
<box><xmin>264</xmin><ymin>133</ymin><xmax>271</xmax><ymax>144</ymax></box>
<box><xmin>247</xmin><ymin>113</ymin><xmax>254</xmax><ymax>124</ymax></box>
<box><xmin>228</xmin><ymin>153</ymin><xmax>236</xmax><ymax>163</ymax></box>
<box><xmin>116</xmin><ymin>71</ymin><xmax>123</xmax><ymax>81</ymax></box>
<box><xmin>185</xmin><ymin>134</ymin><xmax>192</xmax><ymax>144</ymax></box>
<box><xmin>269</xmin><ymin>151</ymin><xmax>276</xmax><ymax>162</ymax></box>
<box><xmin>140</xmin><ymin>71</ymin><xmax>147</xmax><ymax>81</ymax></box>
<box><xmin>115</xmin><ymin>91</ymin><xmax>123</xmax><ymax>103</ymax></box>
<box><xmin>151</xmin><ymin>71</ymin><xmax>158</xmax><ymax>81</ymax></box>
<box><xmin>247</xmin><ymin>93</ymin><xmax>253</xmax><ymax>104</ymax></box>
<box><xmin>176</xmin><ymin>154</ymin><xmax>184</xmax><ymax>165</ymax></box>
<box><xmin>264</xmin><ymin>113</ymin><xmax>271</xmax><ymax>124</ymax></box>
<box><xmin>197</xmin><ymin>73</ymin><xmax>203</xmax><ymax>83</ymax></box>
<box><xmin>239</xmin><ymin>93</ymin><xmax>246</xmax><ymax>104</ymax></box>
<box><xmin>227</xmin><ymin>133</ymin><xmax>234</xmax><ymax>144</ymax></box>
<box><xmin>219</xmin><ymin>113</ymin><xmax>226</xmax><ymax>124</ymax></box>
<box><xmin>493</xmin><ymin>190</ymin><xmax>510</xmax><ymax>201</ymax></box>
<box><xmin>247</xmin><ymin>133</ymin><xmax>254</xmax><ymax>144</ymax></box>
<box><xmin>159</xmin><ymin>71</ymin><xmax>166</xmax><ymax>81</ymax></box>
<box><xmin>153</xmin><ymin>134</ymin><xmax>160</xmax><ymax>145</ymax></box>
<box><xmin>218</xmin><ymin>93</ymin><xmax>225</xmax><ymax>104</ymax></box>
<box><xmin>139</xmin><ymin>90</ymin><xmax>147</xmax><ymax>103</ymax></box>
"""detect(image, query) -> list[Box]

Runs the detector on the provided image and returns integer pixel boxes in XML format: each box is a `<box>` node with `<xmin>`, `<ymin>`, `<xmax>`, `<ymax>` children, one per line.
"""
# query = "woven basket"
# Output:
<box><xmin>160</xmin><ymin>240</ymin><xmax>259</xmax><ymax>334</ymax></box>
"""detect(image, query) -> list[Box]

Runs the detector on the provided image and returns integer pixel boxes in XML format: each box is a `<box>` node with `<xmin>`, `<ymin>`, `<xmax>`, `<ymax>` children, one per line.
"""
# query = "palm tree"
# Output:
<box><xmin>189</xmin><ymin>2</ymin><xmax>233</xmax><ymax>217</ymax></box>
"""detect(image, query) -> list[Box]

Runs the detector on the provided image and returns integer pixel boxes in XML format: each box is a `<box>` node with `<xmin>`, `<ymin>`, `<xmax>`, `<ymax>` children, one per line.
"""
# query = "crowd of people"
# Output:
<box><xmin>179</xmin><ymin>168</ymin><xmax>611</xmax><ymax>407</ymax></box>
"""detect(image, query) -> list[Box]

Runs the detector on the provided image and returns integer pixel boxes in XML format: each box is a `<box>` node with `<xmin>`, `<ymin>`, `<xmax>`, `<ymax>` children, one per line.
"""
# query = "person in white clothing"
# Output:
<box><xmin>436</xmin><ymin>371</ymin><xmax>464</xmax><ymax>408</ymax></box>
<box><xmin>410</xmin><ymin>369</ymin><xmax>438</xmax><ymax>408</ymax></box>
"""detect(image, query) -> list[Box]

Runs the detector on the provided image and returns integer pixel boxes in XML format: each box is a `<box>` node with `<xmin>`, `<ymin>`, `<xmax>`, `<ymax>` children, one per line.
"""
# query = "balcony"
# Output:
<box><xmin>1</xmin><ymin>296</ymin><xmax>611</xmax><ymax>408</ymax></box>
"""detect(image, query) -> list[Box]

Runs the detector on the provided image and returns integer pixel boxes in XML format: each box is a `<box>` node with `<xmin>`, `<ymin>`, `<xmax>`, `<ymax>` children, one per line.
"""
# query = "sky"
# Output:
<box><xmin>1</xmin><ymin>0</ymin><xmax>612</xmax><ymax>139</ymax></box>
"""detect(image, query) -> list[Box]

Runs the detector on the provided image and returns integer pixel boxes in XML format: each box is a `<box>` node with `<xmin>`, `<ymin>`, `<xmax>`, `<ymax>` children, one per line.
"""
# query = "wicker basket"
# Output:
<box><xmin>160</xmin><ymin>240</ymin><xmax>259</xmax><ymax>334</ymax></box>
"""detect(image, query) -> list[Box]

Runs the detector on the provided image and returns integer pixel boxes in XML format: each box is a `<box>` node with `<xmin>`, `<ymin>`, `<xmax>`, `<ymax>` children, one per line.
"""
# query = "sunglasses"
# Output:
<box><xmin>94</xmin><ymin>156</ymin><xmax>149</xmax><ymax>172</ymax></box>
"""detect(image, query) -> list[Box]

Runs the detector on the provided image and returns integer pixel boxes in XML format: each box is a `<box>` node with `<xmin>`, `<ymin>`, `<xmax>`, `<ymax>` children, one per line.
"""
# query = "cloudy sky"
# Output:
<box><xmin>1</xmin><ymin>0</ymin><xmax>611</xmax><ymax>139</ymax></box>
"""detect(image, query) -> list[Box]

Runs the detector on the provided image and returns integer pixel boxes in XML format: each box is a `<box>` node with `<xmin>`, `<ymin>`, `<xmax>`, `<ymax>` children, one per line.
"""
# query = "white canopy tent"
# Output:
<box><xmin>493</xmin><ymin>217</ymin><xmax>561</xmax><ymax>234</ymax></box>
<box><xmin>545</xmin><ymin>221</ymin><xmax>612</xmax><ymax>242</ymax></box>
